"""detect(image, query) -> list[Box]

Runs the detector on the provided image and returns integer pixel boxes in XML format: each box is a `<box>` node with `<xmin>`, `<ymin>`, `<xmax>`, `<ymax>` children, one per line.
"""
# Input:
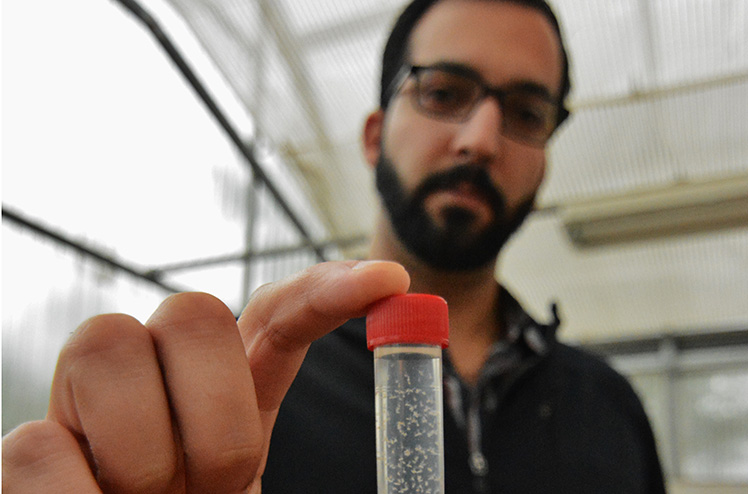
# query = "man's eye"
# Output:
<box><xmin>516</xmin><ymin>107</ymin><xmax>544</xmax><ymax>124</ymax></box>
<box><xmin>507</xmin><ymin>99</ymin><xmax>550</xmax><ymax>130</ymax></box>
<box><xmin>419</xmin><ymin>83</ymin><xmax>470</xmax><ymax>110</ymax></box>
<box><xmin>424</xmin><ymin>85</ymin><xmax>456</xmax><ymax>101</ymax></box>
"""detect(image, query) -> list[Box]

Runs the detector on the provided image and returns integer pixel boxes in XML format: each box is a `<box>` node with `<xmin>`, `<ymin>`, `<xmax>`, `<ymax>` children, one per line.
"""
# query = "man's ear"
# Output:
<box><xmin>362</xmin><ymin>110</ymin><xmax>384</xmax><ymax>169</ymax></box>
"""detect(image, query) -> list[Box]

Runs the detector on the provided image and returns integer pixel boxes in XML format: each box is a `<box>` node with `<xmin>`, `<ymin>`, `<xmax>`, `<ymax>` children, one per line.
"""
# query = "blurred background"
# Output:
<box><xmin>2</xmin><ymin>0</ymin><xmax>747</xmax><ymax>491</ymax></box>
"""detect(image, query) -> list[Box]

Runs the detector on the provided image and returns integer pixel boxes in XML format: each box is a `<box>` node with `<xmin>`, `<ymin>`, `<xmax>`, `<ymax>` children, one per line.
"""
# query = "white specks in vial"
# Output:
<box><xmin>378</xmin><ymin>355</ymin><xmax>443</xmax><ymax>493</ymax></box>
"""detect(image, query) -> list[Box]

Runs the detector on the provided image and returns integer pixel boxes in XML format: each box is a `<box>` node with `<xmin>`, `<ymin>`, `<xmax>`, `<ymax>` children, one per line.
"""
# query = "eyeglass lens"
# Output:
<box><xmin>412</xmin><ymin>67</ymin><xmax>557</xmax><ymax>145</ymax></box>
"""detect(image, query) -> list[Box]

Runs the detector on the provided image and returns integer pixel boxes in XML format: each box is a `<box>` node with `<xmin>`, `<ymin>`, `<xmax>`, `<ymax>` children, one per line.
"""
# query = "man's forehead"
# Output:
<box><xmin>407</xmin><ymin>0</ymin><xmax>563</xmax><ymax>96</ymax></box>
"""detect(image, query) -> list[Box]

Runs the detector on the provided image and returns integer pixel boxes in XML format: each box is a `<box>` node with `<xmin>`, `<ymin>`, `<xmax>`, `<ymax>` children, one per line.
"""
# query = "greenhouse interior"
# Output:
<box><xmin>3</xmin><ymin>0</ymin><xmax>748</xmax><ymax>491</ymax></box>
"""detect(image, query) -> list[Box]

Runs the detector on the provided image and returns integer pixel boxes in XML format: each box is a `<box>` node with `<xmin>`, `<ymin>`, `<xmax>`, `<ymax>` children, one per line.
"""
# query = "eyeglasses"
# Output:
<box><xmin>389</xmin><ymin>64</ymin><xmax>568</xmax><ymax>147</ymax></box>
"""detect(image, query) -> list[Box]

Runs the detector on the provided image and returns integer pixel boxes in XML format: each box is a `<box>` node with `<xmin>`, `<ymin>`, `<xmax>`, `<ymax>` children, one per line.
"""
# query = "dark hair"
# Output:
<box><xmin>380</xmin><ymin>0</ymin><xmax>571</xmax><ymax>122</ymax></box>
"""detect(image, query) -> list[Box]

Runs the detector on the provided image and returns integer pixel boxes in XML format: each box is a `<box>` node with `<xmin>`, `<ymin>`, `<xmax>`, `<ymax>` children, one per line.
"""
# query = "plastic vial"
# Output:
<box><xmin>367</xmin><ymin>294</ymin><xmax>449</xmax><ymax>494</ymax></box>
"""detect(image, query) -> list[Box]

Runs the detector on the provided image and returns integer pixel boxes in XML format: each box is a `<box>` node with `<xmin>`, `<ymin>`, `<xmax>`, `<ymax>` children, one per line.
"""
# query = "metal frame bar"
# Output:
<box><xmin>583</xmin><ymin>327</ymin><xmax>748</xmax><ymax>358</ymax></box>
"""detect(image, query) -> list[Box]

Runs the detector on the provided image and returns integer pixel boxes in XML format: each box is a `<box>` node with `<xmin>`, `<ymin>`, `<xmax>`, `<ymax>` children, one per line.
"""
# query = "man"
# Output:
<box><xmin>260</xmin><ymin>0</ymin><xmax>664</xmax><ymax>492</ymax></box>
<box><xmin>2</xmin><ymin>0</ymin><xmax>664</xmax><ymax>493</ymax></box>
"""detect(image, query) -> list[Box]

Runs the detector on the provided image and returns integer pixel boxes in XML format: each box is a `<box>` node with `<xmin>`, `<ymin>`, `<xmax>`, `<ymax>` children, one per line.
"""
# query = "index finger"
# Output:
<box><xmin>238</xmin><ymin>260</ymin><xmax>409</xmax><ymax>415</ymax></box>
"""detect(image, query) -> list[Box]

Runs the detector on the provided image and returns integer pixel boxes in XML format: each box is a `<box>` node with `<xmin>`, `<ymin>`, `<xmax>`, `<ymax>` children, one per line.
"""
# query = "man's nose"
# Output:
<box><xmin>451</xmin><ymin>97</ymin><xmax>504</xmax><ymax>161</ymax></box>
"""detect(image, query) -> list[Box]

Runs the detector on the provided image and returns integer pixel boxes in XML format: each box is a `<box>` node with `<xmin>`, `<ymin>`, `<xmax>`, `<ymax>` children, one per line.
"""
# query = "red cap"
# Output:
<box><xmin>366</xmin><ymin>294</ymin><xmax>449</xmax><ymax>350</ymax></box>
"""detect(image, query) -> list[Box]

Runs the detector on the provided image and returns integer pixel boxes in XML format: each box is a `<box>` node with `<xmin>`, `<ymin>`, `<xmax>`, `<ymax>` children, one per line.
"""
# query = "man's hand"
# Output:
<box><xmin>2</xmin><ymin>260</ymin><xmax>410</xmax><ymax>493</ymax></box>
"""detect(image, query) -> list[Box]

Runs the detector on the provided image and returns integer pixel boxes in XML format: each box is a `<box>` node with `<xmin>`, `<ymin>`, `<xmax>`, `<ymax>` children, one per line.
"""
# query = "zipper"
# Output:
<box><xmin>466</xmin><ymin>389</ymin><xmax>488</xmax><ymax>493</ymax></box>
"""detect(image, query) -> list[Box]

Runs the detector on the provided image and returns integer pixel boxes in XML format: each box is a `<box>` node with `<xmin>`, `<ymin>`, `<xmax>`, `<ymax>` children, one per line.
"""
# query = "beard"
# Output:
<box><xmin>374</xmin><ymin>152</ymin><xmax>535</xmax><ymax>271</ymax></box>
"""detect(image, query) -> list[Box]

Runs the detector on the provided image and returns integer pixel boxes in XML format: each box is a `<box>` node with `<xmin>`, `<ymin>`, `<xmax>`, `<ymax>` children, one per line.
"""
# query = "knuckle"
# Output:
<box><xmin>187</xmin><ymin>436</ymin><xmax>264</xmax><ymax>491</ymax></box>
<box><xmin>60</xmin><ymin>313</ymin><xmax>150</xmax><ymax>367</ymax></box>
<box><xmin>147</xmin><ymin>292</ymin><xmax>237</xmax><ymax>336</ymax></box>
<box><xmin>99</xmin><ymin>456</ymin><xmax>179</xmax><ymax>494</ymax></box>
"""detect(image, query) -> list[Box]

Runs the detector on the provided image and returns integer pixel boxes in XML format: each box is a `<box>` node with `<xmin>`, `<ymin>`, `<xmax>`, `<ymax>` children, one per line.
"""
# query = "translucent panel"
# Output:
<box><xmin>500</xmin><ymin>215</ymin><xmax>748</xmax><ymax>341</ymax></box>
<box><xmin>553</xmin><ymin>0</ymin><xmax>748</xmax><ymax>100</ymax></box>
<box><xmin>304</xmin><ymin>28</ymin><xmax>384</xmax><ymax>142</ymax></box>
<box><xmin>653</xmin><ymin>0</ymin><xmax>748</xmax><ymax>85</ymax></box>
<box><xmin>2</xmin><ymin>225</ymin><xmax>168</xmax><ymax>434</ymax></box>
<box><xmin>551</xmin><ymin>0</ymin><xmax>649</xmax><ymax>100</ymax></box>
<box><xmin>544</xmin><ymin>79</ymin><xmax>748</xmax><ymax>204</ymax></box>
<box><xmin>253</xmin><ymin>182</ymin><xmax>312</xmax><ymax>250</ymax></box>
<box><xmin>676</xmin><ymin>368</ymin><xmax>748</xmax><ymax>483</ymax></box>
<box><xmin>277</xmin><ymin>0</ymin><xmax>404</xmax><ymax>35</ymax></box>
<box><xmin>252</xmin><ymin>149</ymin><xmax>331</xmax><ymax>243</ymax></box>
<box><xmin>291</xmin><ymin>139</ymin><xmax>378</xmax><ymax>239</ymax></box>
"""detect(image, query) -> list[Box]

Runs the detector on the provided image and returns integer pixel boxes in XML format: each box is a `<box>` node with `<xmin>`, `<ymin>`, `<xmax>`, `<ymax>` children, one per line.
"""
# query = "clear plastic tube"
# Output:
<box><xmin>374</xmin><ymin>343</ymin><xmax>444</xmax><ymax>494</ymax></box>
<box><xmin>367</xmin><ymin>294</ymin><xmax>449</xmax><ymax>494</ymax></box>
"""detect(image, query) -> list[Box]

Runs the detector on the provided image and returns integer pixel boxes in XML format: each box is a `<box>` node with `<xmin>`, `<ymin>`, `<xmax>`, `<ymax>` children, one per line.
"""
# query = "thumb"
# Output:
<box><xmin>238</xmin><ymin>260</ymin><xmax>409</xmax><ymax>414</ymax></box>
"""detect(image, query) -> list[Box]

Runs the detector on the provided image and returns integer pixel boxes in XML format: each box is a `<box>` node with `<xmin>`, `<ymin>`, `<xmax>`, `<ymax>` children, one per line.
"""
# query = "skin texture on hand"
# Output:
<box><xmin>2</xmin><ymin>260</ymin><xmax>410</xmax><ymax>494</ymax></box>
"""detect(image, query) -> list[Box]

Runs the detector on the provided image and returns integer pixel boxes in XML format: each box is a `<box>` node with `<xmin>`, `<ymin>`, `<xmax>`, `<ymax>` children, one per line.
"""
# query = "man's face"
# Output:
<box><xmin>367</xmin><ymin>0</ymin><xmax>563</xmax><ymax>270</ymax></box>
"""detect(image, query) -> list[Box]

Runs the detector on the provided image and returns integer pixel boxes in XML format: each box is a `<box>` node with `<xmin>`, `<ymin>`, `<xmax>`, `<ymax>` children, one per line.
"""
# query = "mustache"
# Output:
<box><xmin>411</xmin><ymin>164</ymin><xmax>504</xmax><ymax>210</ymax></box>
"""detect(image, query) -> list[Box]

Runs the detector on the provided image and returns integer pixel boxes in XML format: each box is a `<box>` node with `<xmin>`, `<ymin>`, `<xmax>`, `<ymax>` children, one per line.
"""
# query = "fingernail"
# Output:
<box><xmin>352</xmin><ymin>260</ymin><xmax>384</xmax><ymax>271</ymax></box>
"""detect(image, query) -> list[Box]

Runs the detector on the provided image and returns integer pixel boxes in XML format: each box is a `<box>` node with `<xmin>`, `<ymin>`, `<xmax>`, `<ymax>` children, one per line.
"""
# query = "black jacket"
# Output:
<box><xmin>263</xmin><ymin>311</ymin><xmax>665</xmax><ymax>493</ymax></box>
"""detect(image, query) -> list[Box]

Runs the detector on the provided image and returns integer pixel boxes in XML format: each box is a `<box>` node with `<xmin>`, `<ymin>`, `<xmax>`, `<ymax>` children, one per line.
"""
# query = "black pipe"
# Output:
<box><xmin>3</xmin><ymin>206</ymin><xmax>186</xmax><ymax>293</ymax></box>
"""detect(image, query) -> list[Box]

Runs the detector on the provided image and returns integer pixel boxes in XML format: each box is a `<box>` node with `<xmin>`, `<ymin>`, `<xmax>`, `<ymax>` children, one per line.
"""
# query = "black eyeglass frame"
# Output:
<box><xmin>385</xmin><ymin>63</ymin><xmax>570</xmax><ymax>146</ymax></box>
